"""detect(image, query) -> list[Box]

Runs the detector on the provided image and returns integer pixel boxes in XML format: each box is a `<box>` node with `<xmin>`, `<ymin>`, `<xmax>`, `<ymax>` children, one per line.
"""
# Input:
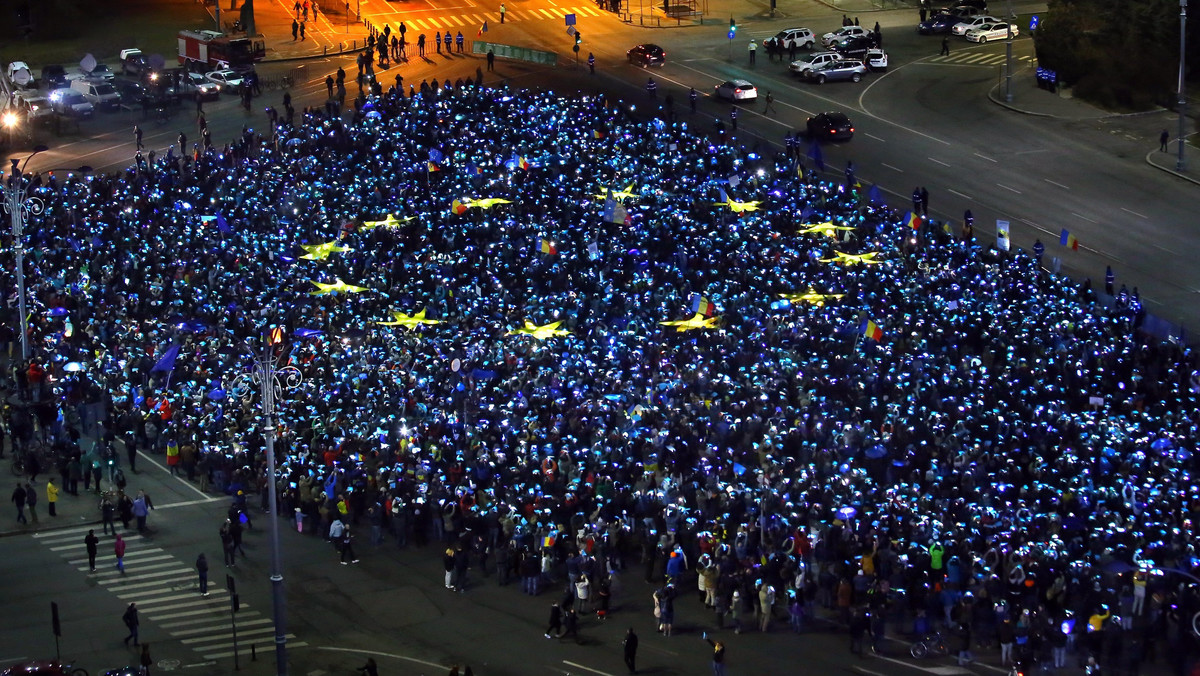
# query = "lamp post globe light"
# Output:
<box><xmin>231</xmin><ymin>328</ymin><xmax>303</xmax><ymax>676</ymax></box>
<box><xmin>3</xmin><ymin>144</ymin><xmax>49</xmax><ymax>364</ymax></box>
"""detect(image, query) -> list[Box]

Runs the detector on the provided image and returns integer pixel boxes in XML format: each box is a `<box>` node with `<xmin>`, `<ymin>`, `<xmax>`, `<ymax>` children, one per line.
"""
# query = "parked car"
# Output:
<box><xmin>865</xmin><ymin>48</ymin><xmax>888</xmax><ymax>71</ymax></box>
<box><xmin>12</xmin><ymin>91</ymin><xmax>54</xmax><ymax>124</ymax></box>
<box><xmin>626</xmin><ymin>44</ymin><xmax>666</xmax><ymax>67</ymax></box>
<box><xmin>965</xmin><ymin>22</ymin><xmax>1018</xmax><ymax>42</ymax></box>
<box><xmin>112</xmin><ymin>78</ymin><xmax>170</xmax><ymax>108</ymax></box>
<box><xmin>41</xmin><ymin>64</ymin><xmax>68</xmax><ymax>89</ymax></box>
<box><xmin>204</xmin><ymin>69</ymin><xmax>244</xmax><ymax>93</ymax></box>
<box><xmin>70</xmin><ymin>79</ymin><xmax>121</xmax><ymax>109</ymax></box>
<box><xmin>831</xmin><ymin>34</ymin><xmax>878</xmax><ymax>58</ymax></box>
<box><xmin>714</xmin><ymin>79</ymin><xmax>758</xmax><ymax>101</ymax></box>
<box><xmin>87</xmin><ymin>63</ymin><xmax>116</xmax><ymax>81</ymax></box>
<box><xmin>764</xmin><ymin>27</ymin><xmax>816</xmax><ymax>51</ymax></box>
<box><xmin>918</xmin><ymin>12</ymin><xmax>967</xmax><ymax>34</ymax></box>
<box><xmin>119</xmin><ymin>48</ymin><xmax>147</xmax><ymax>76</ymax></box>
<box><xmin>806</xmin><ymin>59</ymin><xmax>867</xmax><ymax>84</ymax></box>
<box><xmin>956</xmin><ymin>0</ymin><xmax>988</xmax><ymax>10</ymax></box>
<box><xmin>790</xmin><ymin>51</ymin><xmax>842</xmax><ymax>76</ymax></box>
<box><xmin>806</xmin><ymin>111</ymin><xmax>854</xmax><ymax>140</ymax></box>
<box><xmin>48</xmin><ymin>88</ymin><xmax>94</xmax><ymax>118</ymax></box>
<box><xmin>822</xmin><ymin>25</ymin><xmax>870</xmax><ymax>47</ymax></box>
<box><xmin>7</xmin><ymin>61</ymin><xmax>35</xmax><ymax>89</ymax></box>
<box><xmin>951</xmin><ymin>15</ymin><xmax>1002</xmax><ymax>36</ymax></box>
<box><xmin>177</xmin><ymin>71</ymin><xmax>221</xmax><ymax>100</ymax></box>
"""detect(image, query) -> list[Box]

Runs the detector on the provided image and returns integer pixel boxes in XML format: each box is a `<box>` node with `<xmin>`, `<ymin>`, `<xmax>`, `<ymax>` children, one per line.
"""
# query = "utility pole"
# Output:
<box><xmin>1004</xmin><ymin>0</ymin><xmax>1014</xmax><ymax>102</ymax></box>
<box><xmin>1179</xmin><ymin>0</ymin><xmax>1188</xmax><ymax>172</ymax></box>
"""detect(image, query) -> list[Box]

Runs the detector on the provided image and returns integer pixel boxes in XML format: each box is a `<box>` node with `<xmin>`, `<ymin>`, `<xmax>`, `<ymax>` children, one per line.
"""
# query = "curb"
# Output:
<box><xmin>1145</xmin><ymin>149</ymin><xmax>1200</xmax><ymax>186</ymax></box>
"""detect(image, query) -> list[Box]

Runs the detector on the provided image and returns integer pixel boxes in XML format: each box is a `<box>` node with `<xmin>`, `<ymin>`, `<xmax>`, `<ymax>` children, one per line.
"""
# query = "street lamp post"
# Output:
<box><xmin>232</xmin><ymin>332</ymin><xmax>302</xmax><ymax>676</ymax></box>
<box><xmin>1004</xmin><ymin>0</ymin><xmax>1014</xmax><ymax>102</ymax></box>
<box><xmin>1178</xmin><ymin>0</ymin><xmax>1188</xmax><ymax>172</ymax></box>
<box><xmin>3</xmin><ymin>145</ymin><xmax>48</xmax><ymax>364</ymax></box>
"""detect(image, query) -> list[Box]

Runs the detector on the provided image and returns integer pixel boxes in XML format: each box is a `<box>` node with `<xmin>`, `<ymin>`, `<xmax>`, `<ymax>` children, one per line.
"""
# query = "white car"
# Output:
<box><xmin>6</xmin><ymin>61</ymin><xmax>34</xmax><ymax>88</ymax></box>
<box><xmin>765</xmin><ymin>27</ymin><xmax>816</xmax><ymax>51</ymax></box>
<box><xmin>182</xmin><ymin>72</ymin><xmax>222</xmax><ymax>100</ymax></box>
<box><xmin>965</xmin><ymin>22</ymin><xmax>1018</xmax><ymax>42</ymax></box>
<box><xmin>48</xmin><ymin>88</ymin><xmax>95</xmax><ymax>118</ymax></box>
<box><xmin>204</xmin><ymin>69</ymin><xmax>244</xmax><ymax>93</ymax></box>
<box><xmin>951</xmin><ymin>15</ymin><xmax>1001</xmax><ymax>36</ymax></box>
<box><xmin>822</xmin><ymin>25</ymin><xmax>869</xmax><ymax>47</ymax></box>
<box><xmin>790</xmin><ymin>51</ymin><xmax>841</xmax><ymax>76</ymax></box>
<box><xmin>714</xmin><ymin>79</ymin><xmax>757</xmax><ymax>101</ymax></box>
<box><xmin>865</xmin><ymin>48</ymin><xmax>888</xmax><ymax>71</ymax></box>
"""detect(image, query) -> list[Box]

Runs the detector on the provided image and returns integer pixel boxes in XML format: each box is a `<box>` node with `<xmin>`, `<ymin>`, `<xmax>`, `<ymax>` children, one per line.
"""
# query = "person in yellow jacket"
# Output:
<box><xmin>47</xmin><ymin>478</ymin><xmax>59</xmax><ymax>517</ymax></box>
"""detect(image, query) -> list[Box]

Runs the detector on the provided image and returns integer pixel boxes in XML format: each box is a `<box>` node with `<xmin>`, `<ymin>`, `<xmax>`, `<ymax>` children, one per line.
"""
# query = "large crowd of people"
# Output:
<box><xmin>4</xmin><ymin>74</ymin><xmax>1199</xmax><ymax>674</ymax></box>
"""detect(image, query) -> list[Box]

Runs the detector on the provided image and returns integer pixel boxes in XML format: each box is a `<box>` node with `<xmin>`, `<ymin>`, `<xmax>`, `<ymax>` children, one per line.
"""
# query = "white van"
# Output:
<box><xmin>70</xmin><ymin>79</ymin><xmax>121</xmax><ymax>110</ymax></box>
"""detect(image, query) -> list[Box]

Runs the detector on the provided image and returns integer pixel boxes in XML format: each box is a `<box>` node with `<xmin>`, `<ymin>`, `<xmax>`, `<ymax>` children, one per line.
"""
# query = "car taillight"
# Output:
<box><xmin>829</xmin><ymin>129</ymin><xmax>836</xmax><ymax>134</ymax></box>
<box><xmin>849</xmin><ymin>127</ymin><xmax>855</xmax><ymax>132</ymax></box>
<box><xmin>734</xmin><ymin>88</ymin><xmax>742</xmax><ymax>93</ymax></box>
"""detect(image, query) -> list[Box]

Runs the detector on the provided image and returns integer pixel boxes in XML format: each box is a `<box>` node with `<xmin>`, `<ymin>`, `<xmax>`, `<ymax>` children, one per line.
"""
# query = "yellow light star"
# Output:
<box><xmin>659</xmin><ymin>313</ymin><xmax>721</xmax><ymax>332</ymax></box>
<box><xmin>360</xmin><ymin>213</ymin><xmax>415</xmax><ymax>230</ymax></box>
<box><xmin>308</xmin><ymin>278</ymin><xmax>370</xmax><ymax>296</ymax></box>
<box><xmin>798</xmin><ymin>221</ymin><xmax>856</xmax><ymax>238</ymax></box>
<box><xmin>376</xmin><ymin>309</ymin><xmax>444</xmax><ymax>329</ymax></box>
<box><xmin>593</xmin><ymin>183</ymin><xmax>639</xmax><ymax>200</ymax></box>
<box><xmin>779</xmin><ymin>290</ymin><xmax>846</xmax><ymax>306</ymax></box>
<box><xmin>714</xmin><ymin>196</ymin><xmax>762</xmax><ymax>213</ymax></box>
<box><xmin>299</xmin><ymin>240</ymin><xmax>351</xmax><ymax>261</ymax></box>
<box><xmin>506</xmin><ymin>320</ymin><xmax>570</xmax><ymax>340</ymax></box>
<box><xmin>819</xmin><ymin>251</ymin><xmax>883</xmax><ymax>266</ymax></box>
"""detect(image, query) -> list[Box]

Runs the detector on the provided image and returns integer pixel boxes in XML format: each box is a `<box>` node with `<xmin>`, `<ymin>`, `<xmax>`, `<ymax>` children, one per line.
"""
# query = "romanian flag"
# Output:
<box><xmin>1059</xmin><ymin>228</ymin><xmax>1079</xmax><ymax>250</ymax></box>
<box><xmin>539</xmin><ymin>238</ymin><xmax>557</xmax><ymax>255</ymax></box>
<box><xmin>691</xmin><ymin>294</ymin><xmax>714</xmax><ymax>316</ymax></box>
<box><xmin>518</xmin><ymin>156</ymin><xmax>531</xmax><ymax>170</ymax></box>
<box><xmin>593</xmin><ymin>129</ymin><xmax>606</xmax><ymax>139</ymax></box>
<box><xmin>451</xmin><ymin>199</ymin><xmax>469</xmax><ymax>215</ymax></box>
<box><xmin>904</xmin><ymin>211</ymin><xmax>922</xmax><ymax>230</ymax></box>
<box><xmin>860</xmin><ymin>319</ymin><xmax>883</xmax><ymax>342</ymax></box>
<box><xmin>427</xmin><ymin>161</ymin><xmax>441</xmax><ymax>173</ymax></box>
<box><xmin>465</xmin><ymin>161</ymin><xmax>482</xmax><ymax>176</ymax></box>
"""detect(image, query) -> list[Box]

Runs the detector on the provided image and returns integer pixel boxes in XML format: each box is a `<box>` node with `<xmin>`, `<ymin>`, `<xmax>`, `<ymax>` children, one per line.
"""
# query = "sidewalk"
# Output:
<box><xmin>987</xmin><ymin>66</ymin><xmax>1200</xmax><ymax>186</ymax></box>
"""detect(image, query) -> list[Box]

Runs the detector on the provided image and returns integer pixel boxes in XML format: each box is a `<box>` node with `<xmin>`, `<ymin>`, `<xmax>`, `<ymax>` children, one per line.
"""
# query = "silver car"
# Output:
<box><xmin>790</xmin><ymin>51</ymin><xmax>841</xmax><ymax>77</ymax></box>
<box><xmin>806</xmin><ymin>59</ymin><xmax>867</xmax><ymax>84</ymax></box>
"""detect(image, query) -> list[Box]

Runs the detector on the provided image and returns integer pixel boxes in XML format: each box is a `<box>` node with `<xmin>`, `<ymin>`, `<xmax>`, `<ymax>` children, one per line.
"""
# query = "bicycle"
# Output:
<box><xmin>910</xmin><ymin>631</ymin><xmax>949</xmax><ymax>658</ymax></box>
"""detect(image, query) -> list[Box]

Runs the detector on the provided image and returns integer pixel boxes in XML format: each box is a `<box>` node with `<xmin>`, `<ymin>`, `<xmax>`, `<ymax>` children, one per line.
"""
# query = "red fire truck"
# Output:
<box><xmin>177</xmin><ymin>30</ymin><xmax>265</xmax><ymax>71</ymax></box>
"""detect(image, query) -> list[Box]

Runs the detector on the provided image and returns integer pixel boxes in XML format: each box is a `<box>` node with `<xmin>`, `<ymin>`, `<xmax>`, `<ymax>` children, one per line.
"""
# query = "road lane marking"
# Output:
<box><xmin>973</xmin><ymin>152</ymin><xmax>997</xmax><ymax>163</ymax></box>
<box><xmin>1122</xmin><ymin>207</ymin><xmax>1147</xmax><ymax>218</ymax></box>
<box><xmin>997</xmin><ymin>183</ymin><xmax>1021</xmax><ymax>194</ymax></box>
<box><xmin>881</xmin><ymin>163</ymin><xmax>904</xmax><ymax>172</ymax></box>
<box><xmin>563</xmin><ymin>661</ymin><xmax>618</xmax><ymax>676</ymax></box>
<box><xmin>948</xmin><ymin>188</ymin><xmax>972</xmax><ymax>200</ymax></box>
<box><xmin>865</xmin><ymin>133</ymin><xmax>885</xmax><ymax>142</ymax></box>
<box><xmin>319</xmin><ymin>646</ymin><xmax>445</xmax><ymax>670</ymax></box>
<box><xmin>928</xmin><ymin>157</ymin><xmax>950</xmax><ymax>167</ymax></box>
<box><xmin>1071</xmin><ymin>212</ymin><xmax>1096</xmax><ymax>223</ymax></box>
<box><xmin>1044</xmin><ymin>178</ymin><xmax>1070</xmax><ymax>189</ymax></box>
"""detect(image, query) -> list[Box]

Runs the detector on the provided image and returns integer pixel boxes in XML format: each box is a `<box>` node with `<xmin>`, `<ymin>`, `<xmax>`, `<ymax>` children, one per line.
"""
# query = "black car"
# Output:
<box><xmin>831</xmin><ymin>35</ymin><xmax>878</xmax><ymax>58</ymax></box>
<box><xmin>627</xmin><ymin>44</ymin><xmax>666</xmax><ymax>67</ymax></box>
<box><xmin>956</xmin><ymin>0</ymin><xmax>988</xmax><ymax>9</ymax></box>
<box><xmin>41</xmin><ymin>64</ymin><xmax>67</xmax><ymax>89</ymax></box>
<box><xmin>806</xmin><ymin>111</ymin><xmax>855</xmax><ymax>140</ymax></box>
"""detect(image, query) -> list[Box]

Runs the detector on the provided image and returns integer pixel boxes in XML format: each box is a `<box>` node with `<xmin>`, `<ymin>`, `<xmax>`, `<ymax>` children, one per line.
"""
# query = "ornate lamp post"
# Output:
<box><xmin>3</xmin><ymin>145</ymin><xmax>49</xmax><ymax>363</ymax></box>
<box><xmin>231</xmin><ymin>330</ymin><xmax>302</xmax><ymax>676</ymax></box>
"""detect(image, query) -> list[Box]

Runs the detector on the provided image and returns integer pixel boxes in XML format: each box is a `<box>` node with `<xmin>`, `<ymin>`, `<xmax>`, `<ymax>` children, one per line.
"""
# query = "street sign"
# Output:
<box><xmin>565</xmin><ymin>13</ymin><xmax>576</xmax><ymax>25</ymax></box>
<box><xmin>1029</xmin><ymin>14</ymin><xmax>1039</xmax><ymax>30</ymax></box>
<box><xmin>727</xmin><ymin>29</ymin><xmax>735</xmax><ymax>40</ymax></box>
<box><xmin>567</xmin><ymin>25</ymin><xmax>576</xmax><ymax>36</ymax></box>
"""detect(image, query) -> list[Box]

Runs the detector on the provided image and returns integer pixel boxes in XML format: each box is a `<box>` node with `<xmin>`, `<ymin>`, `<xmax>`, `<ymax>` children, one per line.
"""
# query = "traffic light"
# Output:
<box><xmin>729</xmin><ymin>16</ymin><xmax>736</xmax><ymax>33</ymax></box>
<box><xmin>574</xmin><ymin>32</ymin><xmax>581</xmax><ymax>53</ymax></box>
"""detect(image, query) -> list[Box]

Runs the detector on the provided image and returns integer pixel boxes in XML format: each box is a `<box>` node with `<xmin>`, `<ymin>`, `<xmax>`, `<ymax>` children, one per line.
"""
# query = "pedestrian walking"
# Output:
<box><xmin>122</xmin><ymin>602</ymin><xmax>139</xmax><ymax>647</ymax></box>
<box><xmin>730</xmin><ymin>106</ymin><xmax>738</xmax><ymax>131</ymax></box>
<box><xmin>487</xmin><ymin>49</ymin><xmax>495</xmax><ymax>71</ymax></box>
<box><xmin>763</xmin><ymin>90</ymin><xmax>776</xmax><ymax>115</ymax></box>
<box><xmin>501</xmin><ymin>2</ymin><xmax>507</xmax><ymax>22</ymax></box>
<box><xmin>101</xmin><ymin>494</ymin><xmax>116</xmax><ymax>534</ymax></box>
<box><xmin>115</xmin><ymin>533</ymin><xmax>127</xmax><ymax>573</ymax></box>
<box><xmin>545</xmin><ymin>602</ymin><xmax>563</xmax><ymax>637</ymax></box>
<box><xmin>12</xmin><ymin>482</ymin><xmax>27</xmax><ymax>524</ymax></box>
<box><xmin>85</xmin><ymin>529</ymin><xmax>99</xmax><ymax>572</ymax></box>
<box><xmin>25</xmin><ymin>481</ymin><xmax>37</xmax><ymax>523</ymax></box>
<box><xmin>436</xmin><ymin>31</ymin><xmax>442</xmax><ymax>54</ymax></box>
<box><xmin>1161</xmin><ymin>129</ymin><xmax>1170</xmax><ymax>152</ymax></box>
<box><xmin>456</xmin><ymin>31</ymin><xmax>465</xmax><ymax>52</ymax></box>
<box><xmin>1105</xmin><ymin>265</ymin><xmax>1115</xmax><ymax>295</ymax></box>
<box><xmin>326</xmin><ymin>75</ymin><xmax>334</xmax><ymax>99</ymax></box>
<box><xmin>588</xmin><ymin>52</ymin><xmax>595</xmax><ymax>74</ymax></box>
<box><xmin>689</xmin><ymin>87</ymin><xmax>697</xmax><ymax>113</ymax></box>
<box><xmin>748</xmin><ymin>39</ymin><xmax>757</xmax><ymax>64</ymax></box>
<box><xmin>196</xmin><ymin>553</ymin><xmax>209</xmax><ymax>596</ymax></box>
<box><xmin>940</xmin><ymin>36</ymin><xmax>949</xmax><ymax>55</ymax></box>
<box><xmin>704</xmin><ymin>633</ymin><xmax>727</xmax><ymax>676</ymax></box>
<box><xmin>134</xmin><ymin>125</ymin><xmax>144</xmax><ymax>151</ymax></box>
<box><xmin>292</xmin><ymin>19</ymin><xmax>299</xmax><ymax>40</ymax></box>
<box><xmin>560</xmin><ymin>607</ymin><xmax>580</xmax><ymax>643</ymax></box>
<box><xmin>177</xmin><ymin>132</ymin><xmax>187</xmax><ymax>158</ymax></box>
<box><xmin>444</xmin><ymin>32</ymin><xmax>452</xmax><ymax>53</ymax></box>
<box><xmin>919</xmin><ymin>186</ymin><xmax>929</xmax><ymax>216</ymax></box>
<box><xmin>140</xmin><ymin>643</ymin><xmax>153</xmax><ymax>675</ymax></box>
<box><xmin>340</xmin><ymin>525</ymin><xmax>359</xmax><ymax>563</ymax></box>
<box><xmin>220</xmin><ymin>520</ymin><xmax>236</xmax><ymax>567</ymax></box>
<box><xmin>623</xmin><ymin>627</ymin><xmax>638</xmax><ymax>674</ymax></box>
<box><xmin>419</xmin><ymin>33</ymin><xmax>427</xmax><ymax>57</ymax></box>
<box><xmin>300</xmin><ymin>22</ymin><xmax>307</xmax><ymax>41</ymax></box>
<box><xmin>646</xmin><ymin>77</ymin><xmax>657</xmax><ymax>99</ymax></box>
<box><xmin>133</xmin><ymin>489</ymin><xmax>153</xmax><ymax>533</ymax></box>
<box><xmin>357</xmin><ymin>658</ymin><xmax>380</xmax><ymax>676</ymax></box>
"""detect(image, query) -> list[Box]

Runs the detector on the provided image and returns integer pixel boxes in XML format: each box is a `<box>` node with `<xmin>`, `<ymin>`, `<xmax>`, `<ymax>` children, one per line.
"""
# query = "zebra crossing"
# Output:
<box><xmin>33</xmin><ymin>525</ymin><xmax>306</xmax><ymax>660</ymax></box>
<box><xmin>928</xmin><ymin>51</ymin><xmax>1035</xmax><ymax>66</ymax></box>
<box><xmin>387</xmin><ymin>4</ymin><xmax>610</xmax><ymax>33</ymax></box>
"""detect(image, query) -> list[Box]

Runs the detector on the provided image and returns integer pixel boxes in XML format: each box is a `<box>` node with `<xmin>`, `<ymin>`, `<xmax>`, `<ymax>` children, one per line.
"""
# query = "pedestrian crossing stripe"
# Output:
<box><xmin>33</xmin><ymin>526</ymin><xmax>301</xmax><ymax>661</ymax></box>
<box><xmin>928</xmin><ymin>53</ymin><xmax>1034</xmax><ymax>65</ymax></box>
<box><xmin>390</xmin><ymin>5</ymin><xmax>608</xmax><ymax>33</ymax></box>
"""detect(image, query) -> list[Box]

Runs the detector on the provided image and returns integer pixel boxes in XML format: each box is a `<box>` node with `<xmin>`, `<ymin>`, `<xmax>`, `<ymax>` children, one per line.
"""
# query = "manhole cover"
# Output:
<box><xmin>158</xmin><ymin>659</ymin><xmax>181</xmax><ymax>671</ymax></box>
